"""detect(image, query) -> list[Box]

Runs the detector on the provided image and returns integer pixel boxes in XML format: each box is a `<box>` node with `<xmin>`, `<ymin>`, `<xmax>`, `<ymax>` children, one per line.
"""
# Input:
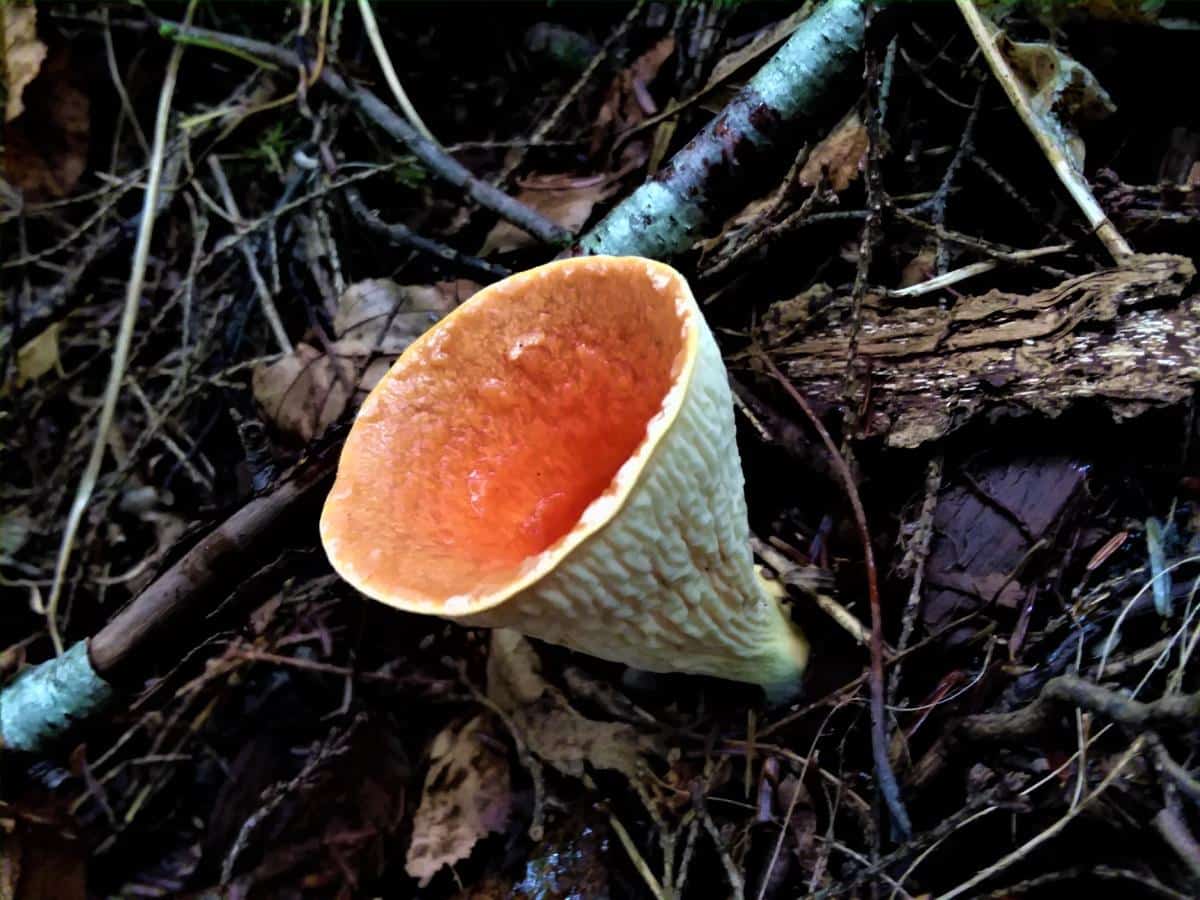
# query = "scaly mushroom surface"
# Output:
<box><xmin>320</xmin><ymin>256</ymin><xmax>807</xmax><ymax>691</ymax></box>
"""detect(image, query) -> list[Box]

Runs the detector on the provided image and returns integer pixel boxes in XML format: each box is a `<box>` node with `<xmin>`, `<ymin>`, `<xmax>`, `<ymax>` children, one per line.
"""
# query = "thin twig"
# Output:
<box><xmin>934</xmin><ymin>738</ymin><xmax>1144</xmax><ymax>900</ymax></box>
<box><xmin>206</xmin><ymin>156</ymin><xmax>293</xmax><ymax>353</ymax></box>
<box><xmin>981</xmin><ymin>866</ymin><xmax>1191</xmax><ymax>900</ymax></box>
<box><xmin>345</xmin><ymin>189</ymin><xmax>511</xmax><ymax>281</ymax></box>
<box><xmin>609</xmin><ymin>809</ymin><xmax>667</xmax><ymax>900</ymax></box>
<box><xmin>954</xmin><ymin>0</ymin><xmax>1132</xmax><ymax>263</ymax></box>
<box><xmin>885</xmin><ymin>244</ymin><xmax>1073</xmax><ymax>299</ymax></box>
<box><xmin>887</xmin><ymin>456</ymin><xmax>942</xmax><ymax>706</ymax></box>
<box><xmin>43</xmin><ymin>1</ymin><xmax>197</xmax><ymax>654</ymax></box>
<box><xmin>152</xmin><ymin>17</ymin><xmax>572</xmax><ymax>247</ymax></box>
<box><xmin>102</xmin><ymin>9</ymin><xmax>150</xmax><ymax>158</ymax></box>
<box><xmin>693</xmin><ymin>786</ymin><xmax>745</xmax><ymax>900</ymax></box>
<box><xmin>753</xmin><ymin>538</ymin><xmax>875</xmax><ymax>648</ymax></box>
<box><xmin>356</xmin><ymin>0</ymin><xmax>437</xmax><ymax>143</ymax></box>
<box><xmin>757</xmin><ymin>351</ymin><xmax>912</xmax><ymax>840</ymax></box>
<box><xmin>495</xmin><ymin>0</ymin><xmax>645</xmax><ymax>187</ymax></box>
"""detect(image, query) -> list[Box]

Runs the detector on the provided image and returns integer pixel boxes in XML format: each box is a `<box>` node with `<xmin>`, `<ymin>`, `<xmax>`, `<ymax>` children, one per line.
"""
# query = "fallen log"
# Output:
<box><xmin>757</xmin><ymin>253</ymin><xmax>1197</xmax><ymax>447</ymax></box>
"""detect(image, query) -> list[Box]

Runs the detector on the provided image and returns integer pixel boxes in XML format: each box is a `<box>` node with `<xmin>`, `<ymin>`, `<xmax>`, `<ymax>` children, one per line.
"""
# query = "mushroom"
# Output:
<box><xmin>320</xmin><ymin>256</ymin><xmax>808</xmax><ymax>694</ymax></box>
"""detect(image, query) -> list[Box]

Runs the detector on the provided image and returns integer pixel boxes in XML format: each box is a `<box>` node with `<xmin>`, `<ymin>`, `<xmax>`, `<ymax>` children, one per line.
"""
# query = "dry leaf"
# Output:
<box><xmin>252</xmin><ymin>344</ymin><xmax>356</xmax><ymax>443</ymax></box>
<box><xmin>333</xmin><ymin>278</ymin><xmax>465</xmax><ymax>354</ymax></box>
<box><xmin>899</xmin><ymin>247</ymin><xmax>938</xmax><ymax>288</ymax></box>
<box><xmin>592</xmin><ymin>36</ymin><xmax>675</xmax><ymax>157</ymax></box>
<box><xmin>14</xmin><ymin>323</ymin><xmax>62</xmax><ymax>386</ymax></box>
<box><xmin>487</xmin><ymin>630</ymin><xmax>654</xmax><ymax>780</ymax></box>
<box><xmin>406</xmin><ymin>714</ymin><xmax>513</xmax><ymax>888</ymax></box>
<box><xmin>798</xmin><ymin>110</ymin><xmax>868</xmax><ymax>192</ymax></box>
<box><xmin>480</xmin><ymin>178</ymin><xmax>618</xmax><ymax>255</ymax></box>
<box><xmin>4</xmin><ymin>34</ymin><xmax>89</xmax><ymax>200</ymax></box>
<box><xmin>1001</xmin><ymin>38</ymin><xmax>1115</xmax><ymax>173</ymax></box>
<box><xmin>253</xmin><ymin>279</ymin><xmax>468</xmax><ymax>441</ymax></box>
<box><xmin>2</xmin><ymin>3</ymin><xmax>47</xmax><ymax>122</ymax></box>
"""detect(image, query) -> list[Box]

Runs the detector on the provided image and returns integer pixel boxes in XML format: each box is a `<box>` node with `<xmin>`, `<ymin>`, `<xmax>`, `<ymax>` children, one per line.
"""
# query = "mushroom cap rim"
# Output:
<box><xmin>318</xmin><ymin>255</ymin><xmax>703</xmax><ymax>619</ymax></box>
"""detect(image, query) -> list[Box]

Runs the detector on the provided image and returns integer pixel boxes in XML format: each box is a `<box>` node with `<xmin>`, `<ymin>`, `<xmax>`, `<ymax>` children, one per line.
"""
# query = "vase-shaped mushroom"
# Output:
<box><xmin>320</xmin><ymin>256</ymin><xmax>808</xmax><ymax>696</ymax></box>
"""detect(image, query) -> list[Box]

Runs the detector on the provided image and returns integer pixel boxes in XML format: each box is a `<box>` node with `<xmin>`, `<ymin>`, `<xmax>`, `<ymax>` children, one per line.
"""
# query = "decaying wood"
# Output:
<box><xmin>760</xmin><ymin>253</ymin><xmax>1197</xmax><ymax>447</ymax></box>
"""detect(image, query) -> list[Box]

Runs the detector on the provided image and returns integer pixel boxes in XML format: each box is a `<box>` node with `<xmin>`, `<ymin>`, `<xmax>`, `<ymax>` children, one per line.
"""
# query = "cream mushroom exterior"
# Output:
<box><xmin>319</xmin><ymin>256</ymin><xmax>808</xmax><ymax>694</ymax></box>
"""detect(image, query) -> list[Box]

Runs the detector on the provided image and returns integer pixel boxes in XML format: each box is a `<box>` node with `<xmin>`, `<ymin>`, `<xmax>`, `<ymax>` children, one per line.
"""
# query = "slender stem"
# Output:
<box><xmin>356</xmin><ymin>0</ymin><xmax>437</xmax><ymax>143</ymax></box>
<box><xmin>758</xmin><ymin>352</ymin><xmax>912</xmax><ymax>839</ymax></box>
<box><xmin>45</xmin><ymin>0</ymin><xmax>197</xmax><ymax>654</ymax></box>
<box><xmin>152</xmin><ymin>18</ymin><xmax>572</xmax><ymax>246</ymax></box>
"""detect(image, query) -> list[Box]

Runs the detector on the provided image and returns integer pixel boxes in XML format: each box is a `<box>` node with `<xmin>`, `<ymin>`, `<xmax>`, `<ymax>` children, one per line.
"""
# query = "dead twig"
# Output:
<box><xmin>496</xmin><ymin>0</ymin><xmax>646</xmax><ymax>187</ymax></box>
<box><xmin>345</xmin><ymin>189</ymin><xmax>510</xmax><ymax>281</ymax></box>
<box><xmin>355</xmin><ymin>0</ymin><xmax>436</xmax><ymax>143</ymax></box>
<box><xmin>206</xmin><ymin>156</ymin><xmax>293</xmax><ymax>353</ymax></box>
<box><xmin>887</xmin><ymin>456</ymin><xmax>942</xmax><ymax>711</ymax></box>
<box><xmin>152</xmin><ymin>17</ymin><xmax>572</xmax><ymax>247</ymax></box>
<box><xmin>885</xmin><ymin>244</ymin><xmax>1073</xmax><ymax>299</ymax></box>
<box><xmin>44</xmin><ymin>1</ymin><xmax>197</xmax><ymax>655</ymax></box>
<box><xmin>757</xmin><ymin>351</ymin><xmax>912</xmax><ymax>840</ymax></box>
<box><xmin>935</xmin><ymin>738</ymin><xmax>1144</xmax><ymax>900</ymax></box>
<box><xmin>954</xmin><ymin>0</ymin><xmax>1132</xmax><ymax>263</ymax></box>
<box><xmin>960</xmin><ymin>675</ymin><xmax>1200</xmax><ymax>743</ymax></box>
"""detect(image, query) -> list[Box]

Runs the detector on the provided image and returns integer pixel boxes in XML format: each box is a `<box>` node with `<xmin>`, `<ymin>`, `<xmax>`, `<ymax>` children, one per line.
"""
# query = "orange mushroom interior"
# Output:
<box><xmin>321</xmin><ymin>258</ymin><xmax>693</xmax><ymax>608</ymax></box>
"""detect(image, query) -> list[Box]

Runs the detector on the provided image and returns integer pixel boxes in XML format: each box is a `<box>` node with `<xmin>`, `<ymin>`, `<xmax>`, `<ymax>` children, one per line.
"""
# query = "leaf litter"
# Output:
<box><xmin>4</xmin><ymin>4</ymin><xmax>1200</xmax><ymax>898</ymax></box>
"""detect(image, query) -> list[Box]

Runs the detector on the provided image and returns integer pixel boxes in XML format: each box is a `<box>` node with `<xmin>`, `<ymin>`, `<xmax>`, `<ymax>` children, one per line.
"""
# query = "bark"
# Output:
<box><xmin>578</xmin><ymin>0</ymin><xmax>866</xmax><ymax>258</ymax></box>
<box><xmin>760</xmin><ymin>253</ymin><xmax>1197</xmax><ymax>447</ymax></box>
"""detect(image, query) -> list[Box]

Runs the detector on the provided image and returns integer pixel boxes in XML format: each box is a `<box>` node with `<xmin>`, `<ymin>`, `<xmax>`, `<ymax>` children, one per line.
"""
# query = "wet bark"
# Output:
<box><xmin>761</xmin><ymin>253</ymin><xmax>1198</xmax><ymax>447</ymax></box>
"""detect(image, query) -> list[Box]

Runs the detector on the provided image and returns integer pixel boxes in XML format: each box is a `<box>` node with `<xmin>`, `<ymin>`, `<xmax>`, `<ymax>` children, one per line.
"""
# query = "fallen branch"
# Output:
<box><xmin>0</xmin><ymin>442</ymin><xmax>338</xmax><ymax>751</ymax></box>
<box><xmin>577</xmin><ymin>0</ymin><xmax>866</xmax><ymax>258</ymax></box>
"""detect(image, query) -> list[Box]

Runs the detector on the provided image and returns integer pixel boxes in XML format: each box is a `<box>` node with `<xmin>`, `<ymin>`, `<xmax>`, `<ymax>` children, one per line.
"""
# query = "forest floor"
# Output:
<box><xmin>3</xmin><ymin>1</ymin><xmax>1200</xmax><ymax>898</ymax></box>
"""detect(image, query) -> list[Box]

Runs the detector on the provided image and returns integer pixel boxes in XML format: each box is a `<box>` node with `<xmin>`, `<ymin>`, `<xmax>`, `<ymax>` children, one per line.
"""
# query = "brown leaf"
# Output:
<box><xmin>333</xmin><ymin>279</ymin><xmax>464</xmax><ymax>355</ymax></box>
<box><xmin>592</xmin><ymin>36</ymin><xmax>675</xmax><ymax>154</ymax></box>
<box><xmin>406</xmin><ymin>714</ymin><xmax>513</xmax><ymax>888</ymax></box>
<box><xmin>252</xmin><ymin>344</ymin><xmax>355</xmax><ymax>443</ymax></box>
<box><xmin>1000</xmin><ymin>38</ymin><xmax>1115</xmax><ymax>173</ymax></box>
<box><xmin>798</xmin><ymin>110</ymin><xmax>868</xmax><ymax>192</ymax></box>
<box><xmin>487</xmin><ymin>630</ymin><xmax>654</xmax><ymax>780</ymax></box>
<box><xmin>480</xmin><ymin>179</ymin><xmax>618</xmax><ymax>255</ymax></box>
<box><xmin>0</xmin><ymin>824</ymin><xmax>87</xmax><ymax>900</ymax></box>
<box><xmin>898</xmin><ymin>248</ymin><xmax>938</xmax><ymax>288</ymax></box>
<box><xmin>14</xmin><ymin>323</ymin><xmax>62</xmax><ymax>386</ymax></box>
<box><xmin>253</xmin><ymin>279</ymin><xmax>467</xmax><ymax>441</ymax></box>
<box><xmin>2</xmin><ymin>4</ymin><xmax>46</xmax><ymax>122</ymax></box>
<box><xmin>4</xmin><ymin>32</ymin><xmax>88</xmax><ymax>201</ymax></box>
<box><xmin>0</xmin><ymin>787</ymin><xmax>87</xmax><ymax>900</ymax></box>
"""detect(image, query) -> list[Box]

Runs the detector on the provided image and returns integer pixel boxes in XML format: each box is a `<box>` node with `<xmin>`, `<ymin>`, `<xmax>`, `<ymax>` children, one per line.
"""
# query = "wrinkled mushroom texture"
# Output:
<box><xmin>320</xmin><ymin>257</ymin><xmax>695</xmax><ymax>612</ymax></box>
